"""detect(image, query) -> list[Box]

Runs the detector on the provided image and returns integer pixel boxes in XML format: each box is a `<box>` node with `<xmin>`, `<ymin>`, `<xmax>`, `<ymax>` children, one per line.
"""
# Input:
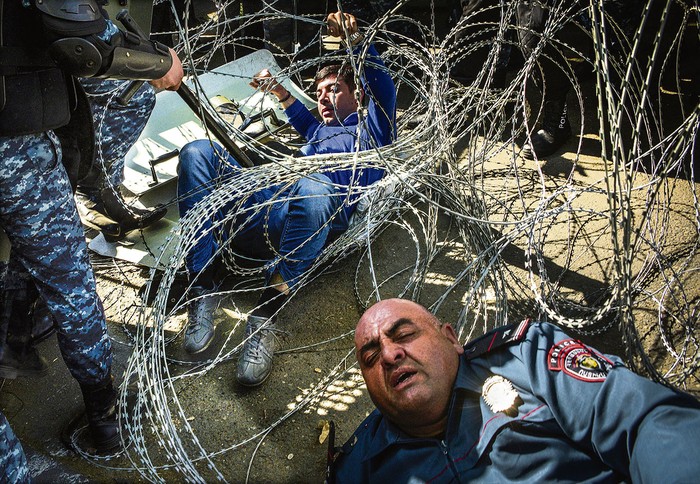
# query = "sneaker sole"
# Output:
<box><xmin>184</xmin><ymin>332</ymin><xmax>215</xmax><ymax>355</ymax></box>
<box><xmin>236</xmin><ymin>371</ymin><xmax>271</xmax><ymax>387</ymax></box>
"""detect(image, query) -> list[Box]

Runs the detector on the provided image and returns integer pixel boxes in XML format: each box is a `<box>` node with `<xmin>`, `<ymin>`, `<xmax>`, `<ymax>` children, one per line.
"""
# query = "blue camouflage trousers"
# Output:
<box><xmin>78</xmin><ymin>78</ymin><xmax>156</xmax><ymax>190</ymax></box>
<box><xmin>0</xmin><ymin>412</ymin><xmax>29</xmax><ymax>483</ymax></box>
<box><xmin>0</xmin><ymin>131</ymin><xmax>112</xmax><ymax>385</ymax></box>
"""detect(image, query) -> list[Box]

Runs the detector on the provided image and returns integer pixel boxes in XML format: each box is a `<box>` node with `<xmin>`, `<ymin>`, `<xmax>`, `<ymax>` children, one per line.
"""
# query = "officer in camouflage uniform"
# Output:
<box><xmin>0</xmin><ymin>131</ymin><xmax>111</xmax><ymax>383</ymax></box>
<box><xmin>0</xmin><ymin>74</ymin><xmax>171</xmax><ymax>381</ymax></box>
<box><xmin>0</xmin><ymin>0</ymin><xmax>182</xmax><ymax>459</ymax></box>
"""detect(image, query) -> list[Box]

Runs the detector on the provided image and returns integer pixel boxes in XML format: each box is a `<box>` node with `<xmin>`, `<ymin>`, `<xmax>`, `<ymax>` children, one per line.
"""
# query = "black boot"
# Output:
<box><xmin>522</xmin><ymin>100</ymin><xmax>572</xmax><ymax>160</ymax></box>
<box><xmin>0</xmin><ymin>286</ymin><xmax>49</xmax><ymax>379</ymax></box>
<box><xmin>79</xmin><ymin>375</ymin><xmax>121</xmax><ymax>453</ymax></box>
<box><xmin>30</xmin><ymin>298</ymin><xmax>56</xmax><ymax>344</ymax></box>
<box><xmin>74</xmin><ymin>190</ymin><xmax>122</xmax><ymax>240</ymax></box>
<box><xmin>100</xmin><ymin>187</ymin><xmax>168</xmax><ymax>242</ymax></box>
<box><xmin>0</xmin><ymin>344</ymin><xmax>49</xmax><ymax>379</ymax></box>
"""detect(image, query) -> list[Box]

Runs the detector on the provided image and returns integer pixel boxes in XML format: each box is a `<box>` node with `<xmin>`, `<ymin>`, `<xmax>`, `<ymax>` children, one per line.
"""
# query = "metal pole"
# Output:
<box><xmin>115</xmin><ymin>9</ymin><xmax>255</xmax><ymax>167</ymax></box>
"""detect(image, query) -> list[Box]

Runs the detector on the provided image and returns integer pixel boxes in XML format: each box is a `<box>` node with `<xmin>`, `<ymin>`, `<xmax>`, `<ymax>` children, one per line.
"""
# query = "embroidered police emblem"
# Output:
<box><xmin>482</xmin><ymin>375</ymin><xmax>521</xmax><ymax>416</ymax></box>
<box><xmin>548</xmin><ymin>339</ymin><xmax>613</xmax><ymax>382</ymax></box>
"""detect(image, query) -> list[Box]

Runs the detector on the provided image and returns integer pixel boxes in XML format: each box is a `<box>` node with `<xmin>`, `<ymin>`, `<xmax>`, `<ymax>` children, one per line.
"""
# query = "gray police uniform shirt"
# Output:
<box><xmin>331</xmin><ymin>321</ymin><xmax>700</xmax><ymax>483</ymax></box>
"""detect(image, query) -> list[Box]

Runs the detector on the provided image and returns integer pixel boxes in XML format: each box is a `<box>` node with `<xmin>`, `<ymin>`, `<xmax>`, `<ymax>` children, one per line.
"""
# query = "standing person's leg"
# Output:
<box><xmin>0</xmin><ymin>412</ymin><xmax>29</xmax><ymax>484</ymax></box>
<box><xmin>76</xmin><ymin>78</ymin><xmax>166</xmax><ymax>240</ymax></box>
<box><xmin>451</xmin><ymin>0</ymin><xmax>510</xmax><ymax>87</ymax></box>
<box><xmin>80</xmin><ymin>79</ymin><xmax>156</xmax><ymax>191</ymax></box>
<box><xmin>516</xmin><ymin>0</ymin><xmax>573</xmax><ymax>159</ymax></box>
<box><xmin>0</xmin><ymin>132</ymin><xmax>119</xmax><ymax>452</ymax></box>
<box><xmin>236</xmin><ymin>173</ymin><xmax>348</xmax><ymax>386</ymax></box>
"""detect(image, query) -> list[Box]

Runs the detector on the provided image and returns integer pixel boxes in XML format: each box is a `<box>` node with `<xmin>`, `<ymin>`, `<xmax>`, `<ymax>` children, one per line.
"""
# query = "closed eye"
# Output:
<box><xmin>395</xmin><ymin>331</ymin><xmax>416</xmax><ymax>342</ymax></box>
<box><xmin>362</xmin><ymin>350</ymin><xmax>379</xmax><ymax>367</ymax></box>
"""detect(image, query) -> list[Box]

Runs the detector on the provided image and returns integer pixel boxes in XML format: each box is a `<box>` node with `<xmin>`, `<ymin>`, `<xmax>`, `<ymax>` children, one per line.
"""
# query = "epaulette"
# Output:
<box><xmin>463</xmin><ymin>319</ymin><xmax>531</xmax><ymax>361</ymax></box>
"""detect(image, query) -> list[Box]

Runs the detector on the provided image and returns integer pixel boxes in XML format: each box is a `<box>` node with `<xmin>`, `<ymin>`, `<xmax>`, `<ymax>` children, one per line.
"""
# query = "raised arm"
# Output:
<box><xmin>327</xmin><ymin>11</ymin><xmax>397</xmax><ymax>147</ymax></box>
<box><xmin>250</xmin><ymin>68</ymin><xmax>319</xmax><ymax>140</ymax></box>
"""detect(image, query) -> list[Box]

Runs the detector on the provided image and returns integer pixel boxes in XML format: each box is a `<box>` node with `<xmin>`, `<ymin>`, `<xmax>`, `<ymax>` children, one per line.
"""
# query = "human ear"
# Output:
<box><xmin>441</xmin><ymin>324</ymin><xmax>464</xmax><ymax>355</ymax></box>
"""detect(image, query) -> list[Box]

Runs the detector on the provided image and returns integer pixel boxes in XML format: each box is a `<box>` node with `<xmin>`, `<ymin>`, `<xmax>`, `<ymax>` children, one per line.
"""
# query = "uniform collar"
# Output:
<box><xmin>361</xmin><ymin>414</ymin><xmax>439</xmax><ymax>462</ymax></box>
<box><xmin>454</xmin><ymin>351</ymin><xmax>487</xmax><ymax>393</ymax></box>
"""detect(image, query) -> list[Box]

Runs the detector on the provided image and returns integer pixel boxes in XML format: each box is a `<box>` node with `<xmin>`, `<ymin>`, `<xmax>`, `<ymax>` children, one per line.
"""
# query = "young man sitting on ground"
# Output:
<box><xmin>177</xmin><ymin>10</ymin><xmax>397</xmax><ymax>387</ymax></box>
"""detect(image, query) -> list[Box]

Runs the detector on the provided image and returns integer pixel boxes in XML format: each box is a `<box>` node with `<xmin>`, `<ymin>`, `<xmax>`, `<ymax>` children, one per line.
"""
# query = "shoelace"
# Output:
<box><xmin>243</xmin><ymin>326</ymin><xmax>286</xmax><ymax>361</ymax></box>
<box><xmin>186</xmin><ymin>295</ymin><xmax>217</xmax><ymax>335</ymax></box>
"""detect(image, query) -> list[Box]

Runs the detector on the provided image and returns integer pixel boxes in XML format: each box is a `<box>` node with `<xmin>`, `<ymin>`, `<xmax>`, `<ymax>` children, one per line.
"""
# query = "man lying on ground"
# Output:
<box><xmin>330</xmin><ymin>298</ymin><xmax>700</xmax><ymax>482</ymax></box>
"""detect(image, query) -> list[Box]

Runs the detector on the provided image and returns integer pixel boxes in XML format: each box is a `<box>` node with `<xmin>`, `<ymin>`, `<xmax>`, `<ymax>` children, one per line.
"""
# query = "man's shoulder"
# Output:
<box><xmin>336</xmin><ymin>409</ymin><xmax>383</xmax><ymax>456</ymax></box>
<box><xmin>328</xmin><ymin>410</ymin><xmax>383</xmax><ymax>481</ymax></box>
<box><xmin>463</xmin><ymin>319</ymin><xmax>533</xmax><ymax>361</ymax></box>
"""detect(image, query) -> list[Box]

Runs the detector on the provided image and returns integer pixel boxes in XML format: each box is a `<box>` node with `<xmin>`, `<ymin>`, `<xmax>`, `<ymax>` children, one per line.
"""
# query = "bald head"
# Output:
<box><xmin>357</xmin><ymin>299</ymin><xmax>440</xmax><ymax>334</ymax></box>
<box><xmin>354</xmin><ymin>298</ymin><xmax>463</xmax><ymax>438</ymax></box>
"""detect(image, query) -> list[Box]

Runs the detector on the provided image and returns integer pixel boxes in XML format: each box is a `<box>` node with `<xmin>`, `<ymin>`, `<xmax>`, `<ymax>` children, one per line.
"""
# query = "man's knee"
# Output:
<box><xmin>178</xmin><ymin>140</ymin><xmax>220</xmax><ymax>180</ymax></box>
<box><xmin>179</xmin><ymin>140</ymin><xmax>213</xmax><ymax>166</ymax></box>
<box><xmin>293</xmin><ymin>174</ymin><xmax>335</xmax><ymax>197</ymax></box>
<box><xmin>179</xmin><ymin>140</ymin><xmax>240</xmax><ymax>177</ymax></box>
<box><xmin>288</xmin><ymin>174</ymin><xmax>342</xmax><ymax>219</ymax></box>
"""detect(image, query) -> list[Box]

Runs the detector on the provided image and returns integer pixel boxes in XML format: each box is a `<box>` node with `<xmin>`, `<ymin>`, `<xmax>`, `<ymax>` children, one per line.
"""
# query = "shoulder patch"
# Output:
<box><xmin>548</xmin><ymin>339</ymin><xmax>613</xmax><ymax>382</ymax></box>
<box><xmin>464</xmin><ymin>319</ymin><xmax>531</xmax><ymax>361</ymax></box>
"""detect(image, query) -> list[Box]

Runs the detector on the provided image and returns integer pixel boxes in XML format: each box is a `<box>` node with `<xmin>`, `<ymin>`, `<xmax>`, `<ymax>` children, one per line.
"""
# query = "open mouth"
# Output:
<box><xmin>392</xmin><ymin>370</ymin><xmax>417</xmax><ymax>388</ymax></box>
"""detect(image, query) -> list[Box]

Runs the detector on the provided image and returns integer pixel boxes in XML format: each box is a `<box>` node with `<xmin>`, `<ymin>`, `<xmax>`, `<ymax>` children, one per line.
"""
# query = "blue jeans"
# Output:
<box><xmin>177</xmin><ymin>140</ymin><xmax>349</xmax><ymax>288</ymax></box>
